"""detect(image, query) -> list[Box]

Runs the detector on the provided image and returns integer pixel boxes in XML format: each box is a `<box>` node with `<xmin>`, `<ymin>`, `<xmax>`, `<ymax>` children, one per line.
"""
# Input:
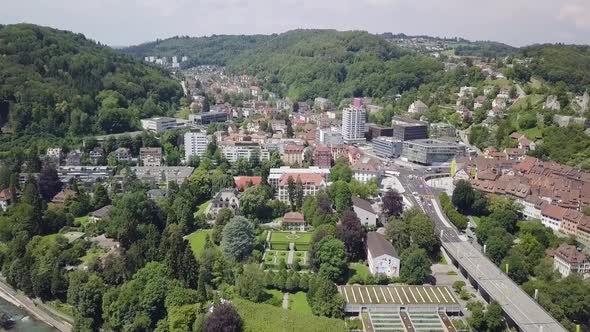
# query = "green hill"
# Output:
<box><xmin>0</xmin><ymin>24</ymin><xmax>183</xmax><ymax>137</ymax></box>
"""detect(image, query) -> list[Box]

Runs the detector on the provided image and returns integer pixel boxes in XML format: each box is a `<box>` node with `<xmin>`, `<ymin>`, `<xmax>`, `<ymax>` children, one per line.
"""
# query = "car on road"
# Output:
<box><xmin>426</xmin><ymin>167</ymin><xmax>432</xmax><ymax>172</ymax></box>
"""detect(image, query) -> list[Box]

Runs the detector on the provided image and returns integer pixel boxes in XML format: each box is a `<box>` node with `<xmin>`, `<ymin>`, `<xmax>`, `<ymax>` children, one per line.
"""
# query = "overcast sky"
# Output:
<box><xmin>2</xmin><ymin>0</ymin><xmax>590</xmax><ymax>47</ymax></box>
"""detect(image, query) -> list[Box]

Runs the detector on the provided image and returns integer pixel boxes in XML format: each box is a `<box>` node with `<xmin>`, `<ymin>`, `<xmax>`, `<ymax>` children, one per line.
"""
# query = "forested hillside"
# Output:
<box><xmin>226</xmin><ymin>30</ymin><xmax>444</xmax><ymax>102</ymax></box>
<box><xmin>0</xmin><ymin>24</ymin><xmax>183</xmax><ymax>137</ymax></box>
<box><xmin>519</xmin><ymin>45</ymin><xmax>590</xmax><ymax>92</ymax></box>
<box><xmin>122</xmin><ymin>35</ymin><xmax>270</xmax><ymax>67</ymax></box>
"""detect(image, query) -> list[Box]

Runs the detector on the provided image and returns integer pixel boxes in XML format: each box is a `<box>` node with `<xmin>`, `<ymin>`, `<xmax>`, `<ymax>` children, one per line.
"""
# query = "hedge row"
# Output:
<box><xmin>439</xmin><ymin>193</ymin><xmax>468</xmax><ymax>230</ymax></box>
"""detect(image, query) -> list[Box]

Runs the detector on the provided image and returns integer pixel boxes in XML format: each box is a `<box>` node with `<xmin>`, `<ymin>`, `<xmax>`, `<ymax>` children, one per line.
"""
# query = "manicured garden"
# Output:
<box><xmin>269</xmin><ymin>231</ymin><xmax>312</xmax><ymax>251</ymax></box>
<box><xmin>185</xmin><ymin>229</ymin><xmax>213</xmax><ymax>257</ymax></box>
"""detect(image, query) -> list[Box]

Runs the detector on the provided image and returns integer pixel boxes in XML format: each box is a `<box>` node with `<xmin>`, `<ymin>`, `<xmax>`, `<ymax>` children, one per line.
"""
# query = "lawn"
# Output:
<box><xmin>194</xmin><ymin>200</ymin><xmax>211</xmax><ymax>217</ymax></box>
<box><xmin>288</xmin><ymin>291</ymin><xmax>312</xmax><ymax>315</ymax></box>
<box><xmin>80</xmin><ymin>246</ymin><xmax>108</xmax><ymax>264</ymax></box>
<box><xmin>264</xmin><ymin>289</ymin><xmax>284</xmax><ymax>307</ymax></box>
<box><xmin>347</xmin><ymin>263</ymin><xmax>371</xmax><ymax>284</ymax></box>
<box><xmin>74</xmin><ymin>215</ymin><xmax>89</xmax><ymax>227</ymax></box>
<box><xmin>509</xmin><ymin>94</ymin><xmax>544</xmax><ymax>112</ymax></box>
<box><xmin>233</xmin><ymin>299</ymin><xmax>346</xmax><ymax>332</ymax></box>
<box><xmin>270</xmin><ymin>231</ymin><xmax>312</xmax><ymax>250</ymax></box>
<box><xmin>185</xmin><ymin>229</ymin><xmax>213</xmax><ymax>257</ymax></box>
<box><xmin>45</xmin><ymin>300</ymin><xmax>75</xmax><ymax>323</ymax></box>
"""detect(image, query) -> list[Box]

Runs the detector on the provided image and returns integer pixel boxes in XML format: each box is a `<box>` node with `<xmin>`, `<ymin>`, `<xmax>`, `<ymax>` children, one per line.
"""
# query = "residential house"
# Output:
<box><xmin>89</xmin><ymin>205</ymin><xmax>113</xmax><ymax>223</ymax></box>
<box><xmin>367</xmin><ymin>232</ymin><xmax>400</xmax><ymax>278</ymax></box>
<box><xmin>139</xmin><ymin>147</ymin><xmax>162</xmax><ymax>167</ymax></box>
<box><xmin>282</xmin><ymin>212</ymin><xmax>307</xmax><ymax>231</ymax></box>
<box><xmin>65</xmin><ymin>150</ymin><xmax>82</xmax><ymax>166</ymax></box>
<box><xmin>474</xmin><ymin>96</ymin><xmax>486</xmax><ymax>110</ymax></box>
<box><xmin>544</xmin><ymin>96</ymin><xmax>561</xmax><ymax>111</ymax></box>
<box><xmin>0</xmin><ymin>189</ymin><xmax>13</xmax><ymax>211</ymax></box>
<box><xmin>351</xmin><ymin>157</ymin><xmax>382</xmax><ymax>184</ymax></box>
<box><xmin>551</xmin><ymin>244</ymin><xmax>590</xmax><ymax>278</ymax></box>
<box><xmin>211</xmin><ymin>189</ymin><xmax>240</xmax><ymax>216</ymax></box>
<box><xmin>114</xmin><ymin>147</ymin><xmax>132</xmax><ymax>163</ymax></box>
<box><xmin>408</xmin><ymin>100</ymin><xmax>428</xmax><ymax>114</ymax></box>
<box><xmin>487</xmin><ymin>107</ymin><xmax>505</xmax><ymax>118</ymax></box>
<box><xmin>352</xmin><ymin>196</ymin><xmax>378</xmax><ymax>228</ymax></box>
<box><xmin>89</xmin><ymin>147</ymin><xmax>105</xmax><ymax>165</ymax></box>
<box><xmin>51</xmin><ymin>189</ymin><xmax>77</xmax><ymax>206</ymax></box>
<box><xmin>492</xmin><ymin>97</ymin><xmax>507</xmax><ymax>109</ymax></box>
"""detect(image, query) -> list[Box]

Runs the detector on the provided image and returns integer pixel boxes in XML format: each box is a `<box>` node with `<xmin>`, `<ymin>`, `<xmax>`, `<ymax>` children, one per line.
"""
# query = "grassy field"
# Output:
<box><xmin>185</xmin><ymin>229</ymin><xmax>213</xmax><ymax>257</ymax></box>
<box><xmin>509</xmin><ymin>94</ymin><xmax>544</xmax><ymax>111</ymax></box>
<box><xmin>194</xmin><ymin>200</ymin><xmax>211</xmax><ymax>217</ymax></box>
<box><xmin>233</xmin><ymin>299</ymin><xmax>346</xmax><ymax>332</ymax></box>
<box><xmin>80</xmin><ymin>246</ymin><xmax>108</xmax><ymax>264</ymax></box>
<box><xmin>481</xmin><ymin>78</ymin><xmax>511</xmax><ymax>88</ymax></box>
<box><xmin>264</xmin><ymin>289</ymin><xmax>284</xmax><ymax>307</ymax></box>
<box><xmin>45</xmin><ymin>300</ymin><xmax>75</xmax><ymax>322</ymax></box>
<box><xmin>270</xmin><ymin>231</ymin><xmax>312</xmax><ymax>250</ymax></box>
<box><xmin>347</xmin><ymin>263</ymin><xmax>371</xmax><ymax>284</ymax></box>
<box><xmin>288</xmin><ymin>291</ymin><xmax>312</xmax><ymax>315</ymax></box>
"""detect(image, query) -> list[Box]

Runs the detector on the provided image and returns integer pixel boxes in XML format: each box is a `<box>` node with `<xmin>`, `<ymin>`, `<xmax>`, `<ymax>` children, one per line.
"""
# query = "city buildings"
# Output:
<box><xmin>342</xmin><ymin>107</ymin><xmax>366</xmax><ymax>144</ymax></box>
<box><xmin>373</xmin><ymin>137</ymin><xmax>402</xmax><ymax>158</ymax></box>
<box><xmin>56</xmin><ymin>166</ymin><xmax>115</xmax><ymax>188</ymax></box>
<box><xmin>391</xmin><ymin>117</ymin><xmax>428</xmax><ymax>141</ymax></box>
<box><xmin>551</xmin><ymin>244</ymin><xmax>590</xmax><ymax>278</ymax></box>
<box><xmin>114</xmin><ymin>147</ymin><xmax>132</xmax><ymax>162</ymax></box>
<box><xmin>277</xmin><ymin>173</ymin><xmax>327</xmax><ymax>203</ymax></box>
<box><xmin>141</xmin><ymin>117</ymin><xmax>179</xmax><ymax>134</ymax></box>
<box><xmin>313</xmin><ymin>145</ymin><xmax>332</xmax><ymax>168</ymax></box>
<box><xmin>366</xmin><ymin>124</ymin><xmax>394</xmax><ymax>140</ymax></box>
<box><xmin>131</xmin><ymin>166</ymin><xmax>195</xmax><ymax>186</ymax></box>
<box><xmin>352</xmin><ymin>196</ymin><xmax>378</xmax><ymax>228</ymax></box>
<box><xmin>316</xmin><ymin>127</ymin><xmax>344</xmax><ymax>145</ymax></box>
<box><xmin>367</xmin><ymin>232</ymin><xmax>400</xmax><ymax>277</ymax></box>
<box><xmin>402</xmin><ymin>139</ymin><xmax>465</xmax><ymax>165</ymax></box>
<box><xmin>184</xmin><ymin>132</ymin><xmax>209</xmax><ymax>160</ymax></box>
<box><xmin>188</xmin><ymin>111</ymin><xmax>228</xmax><ymax>125</ymax></box>
<box><xmin>139</xmin><ymin>147</ymin><xmax>162</xmax><ymax>167</ymax></box>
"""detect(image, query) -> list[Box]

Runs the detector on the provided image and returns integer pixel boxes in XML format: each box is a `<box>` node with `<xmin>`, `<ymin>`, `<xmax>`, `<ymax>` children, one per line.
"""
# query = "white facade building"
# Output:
<box><xmin>268</xmin><ymin>166</ymin><xmax>331</xmax><ymax>189</ymax></box>
<box><xmin>342</xmin><ymin>107</ymin><xmax>366</xmax><ymax>144</ymax></box>
<box><xmin>184</xmin><ymin>132</ymin><xmax>209</xmax><ymax>160</ymax></box>
<box><xmin>352</xmin><ymin>197</ymin><xmax>378</xmax><ymax>228</ymax></box>
<box><xmin>141</xmin><ymin>117</ymin><xmax>178</xmax><ymax>134</ymax></box>
<box><xmin>367</xmin><ymin>232</ymin><xmax>400</xmax><ymax>278</ymax></box>
<box><xmin>220</xmin><ymin>142</ymin><xmax>260</xmax><ymax>163</ymax></box>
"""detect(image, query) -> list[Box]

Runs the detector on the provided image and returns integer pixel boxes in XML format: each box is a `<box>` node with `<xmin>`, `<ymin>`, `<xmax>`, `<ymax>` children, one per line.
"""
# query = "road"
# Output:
<box><xmin>384</xmin><ymin>166</ymin><xmax>566</xmax><ymax>332</ymax></box>
<box><xmin>0</xmin><ymin>279</ymin><xmax>72</xmax><ymax>332</ymax></box>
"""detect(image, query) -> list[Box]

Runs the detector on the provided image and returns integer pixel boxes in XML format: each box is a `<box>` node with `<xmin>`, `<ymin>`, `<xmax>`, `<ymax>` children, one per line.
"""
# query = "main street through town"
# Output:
<box><xmin>383</xmin><ymin>164</ymin><xmax>567</xmax><ymax>332</ymax></box>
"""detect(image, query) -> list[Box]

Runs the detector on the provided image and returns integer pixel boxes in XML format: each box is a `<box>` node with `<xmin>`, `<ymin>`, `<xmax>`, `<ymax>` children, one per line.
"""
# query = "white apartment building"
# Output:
<box><xmin>220</xmin><ymin>142</ymin><xmax>260</xmax><ymax>163</ymax></box>
<box><xmin>184</xmin><ymin>132</ymin><xmax>209</xmax><ymax>160</ymax></box>
<box><xmin>141</xmin><ymin>117</ymin><xmax>178</xmax><ymax>134</ymax></box>
<box><xmin>342</xmin><ymin>107</ymin><xmax>366</xmax><ymax>144</ymax></box>
<box><xmin>277</xmin><ymin>173</ymin><xmax>327</xmax><ymax>203</ymax></box>
<box><xmin>367</xmin><ymin>232</ymin><xmax>400</xmax><ymax>278</ymax></box>
<box><xmin>268</xmin><ymin>166</ymin><xmax>331</xmax><ymax>189</ymax></box>
<box><xmin>553</xmin><ymin>244</ymin><xmax>590</xmax><ymax>278</ymax></box>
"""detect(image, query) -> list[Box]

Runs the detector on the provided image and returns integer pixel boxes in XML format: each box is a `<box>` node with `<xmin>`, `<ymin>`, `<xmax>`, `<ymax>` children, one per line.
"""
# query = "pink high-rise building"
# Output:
<box><xmin>352</xmin><ymin>97</ymin><xmax>363</xmax><ymax>109</ymax></box>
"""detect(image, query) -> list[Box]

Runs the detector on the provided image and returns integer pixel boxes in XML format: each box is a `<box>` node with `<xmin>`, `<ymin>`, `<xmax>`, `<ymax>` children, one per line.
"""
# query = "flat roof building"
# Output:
<box><xmin>366</xmin><ymin>123</ymin><xmax>394</xmax><ymax>140</ymax></box>
<box><xmin>373</xmin><ymin>137</ymin><xmax>402</xmax><ymax>158</ymax></box>
<box><xmin>391</xmin><ymin>117</ymin><xmax>428</xmax><ymax>141</ymax></box>
<box><xmin>141</xmin><ymin>117</ymin><xmax>179</xmax><ymax>134</ymax></box>
<box><xmin>402</xmin><ymin>139</ymin><xmax>465</xmax><ymax>165</ymax></box>
<box><xmin>189</xmin><ymin>111</ymin><xmax>228</xmax><ymax>125</ymax></box>
<box><xmin>342</xmin><ymin>107</ymin><xmax>366</xmax><ymax>144</ymax></box>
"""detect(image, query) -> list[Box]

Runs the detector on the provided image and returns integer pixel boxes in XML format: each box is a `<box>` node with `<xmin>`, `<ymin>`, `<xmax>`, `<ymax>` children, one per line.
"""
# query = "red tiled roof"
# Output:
<box><xmin>541</xmin><ymin>204</ymin><xmax>567</xmax><ymax>220</ymax></box>
<box><xmin>0</xmin><ymin>189</ymin><xmax>12</xmax><ymax>201</ymax></box>
<box><xmin>234</xmin><ymin>176</ymin><xmax>262</xmax><ymax>190</ymax></box>
<box><xmin>555</xmin><ymin>244</ymin><xmax>588</xmax><ymax>265</ymax></box>
<box><xmin>283</xmin><ymin>212</ymin><xmax>305</xmax><ymax>223</ymax></box>
<box><xmin>278</xmin><ymin>173</ymin><xmax>325</xmax><ymax>187</ymax></box>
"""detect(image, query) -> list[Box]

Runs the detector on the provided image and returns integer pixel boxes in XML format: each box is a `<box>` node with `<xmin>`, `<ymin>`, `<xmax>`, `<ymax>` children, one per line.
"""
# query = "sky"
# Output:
<box><xmin>2</xmin><ymin>0</ymin><xmax>590</xmax><ymax>47</ymax></box>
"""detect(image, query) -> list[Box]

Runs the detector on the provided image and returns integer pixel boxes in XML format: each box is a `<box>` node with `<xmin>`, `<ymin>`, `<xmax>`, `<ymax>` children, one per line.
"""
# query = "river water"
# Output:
<box><xmin>0</xmin><ymin>297</ymin><xmax>55</xmax><ymax>331</ymax></box>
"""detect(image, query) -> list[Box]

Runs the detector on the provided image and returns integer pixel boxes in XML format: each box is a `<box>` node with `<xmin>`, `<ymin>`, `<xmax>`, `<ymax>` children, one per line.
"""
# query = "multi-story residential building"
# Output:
<box><xmin>141</xmin><ymin>117</ymin><xmax>179</xmax><ymax>134</ymax></box>
<box><xmin>352</xmin><ymin>196</ymin><xmax>378</xmax><ymax>228</ymax></box>
<box><xmin>314</xmin><ymin>97</ymin><xmax>334</xmax><ymax>112</ymax></box>
<box><xmin>282</xmin><ymin>144</ymin><xmax>305</xmax><ymax>165</ymax></box>
<box><xmin>268</xmin><ymin>166</ymin><xmax>331</xmax><ymax>189</ymax></box>
<box><xmin>65</xmin><ymin>149</ymin><xmax>83</xmax><ymax>166</ymax></box>
<box><xmin>188</xmin><ymin>111</ymin><xmax>228</xmax><ymax>125</ymax></box>
<box><xmin>139</xmin><ymin>147</ymin><xmax>162</xmax><ymax>167</ymax></box>
<box><xmin>277</xmin><ymin>173</ymin><xmax>327</xmax><ymax>203</ymax></box>
<box><xmin>373</xmin><ymin>137</ymin><xmax>402</xmax><ymax>158</ymax></box>
<box><xmin>184</xmin><ymin>132</ymin><xmax>209</xmax><ymax>160</ymax></box>
<box><xmin>351</xmin><ymin>157</ymin><xmax>383</xmax><ymax>184</ymax></box>
<box><xmin>219</xmin><ymin>141</ymin><xmax>260</xmax><ymax>163</ymax></box>
<box><xmin>552</xmin><ymin>244</ymin><xmax>590</xmax><ymax>278</ymax></box>
<box><xmin>429</xmin><ymin>123</ymin><xmax>456</xmax><ymax>138</ymax></box>
<box><xmin>46</xmin><ymin>148</ymin><xmax>62</xmax><ymax>161</ymax></box>
<box><xmin>576</xmin><ymin>219</ymin><xmax>590</xmax><ymax>247</ymax></box>
<box><xmin>342</xmin><ymin>107</ymin><xmax>366</xmax><ymax>144</ymax></box>
<box><xmin>131</xmin><ymin>166</ymin><xmax>195</xmax><ymax>186</ymax></box>
<box><xmin>56</xmin><ymin>166</ymin><xmax>115</xmax><ymax>188</ymax></box>
<box><xmin>391</xmin><ymin>117</ymin><xmax>428</xmax><ymax>141</ymax></box>
<box><xmin>402</xmin><ymin>139</ymin><xmax>465</xmax><ymax>165</ymax></box>
<box><xmin>89</xmin><ymin>147</ymin><xmax>105</xmax><ymax>165</ymax></box>
<box><xmin>367</xmin><ymin>232</ymin><xmax>400</xmax><ymax>278</ymax></box>
<box><xmin>313</xmin><ymin>145</ymin><xmax>332</xmax><ymax>168</ymax></box>
<box><xmin>541</xmin><ymin>204</ymin><xmax>567</xmax><ymax>232</ymax></box>
<box><xmin>316</xmin><ymin>127</ymin><xmax>344</xmax><ymax>145</ymax></box>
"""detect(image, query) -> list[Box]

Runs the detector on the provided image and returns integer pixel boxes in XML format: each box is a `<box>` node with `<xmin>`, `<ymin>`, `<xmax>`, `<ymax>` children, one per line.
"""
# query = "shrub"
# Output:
<box><xmin>439</xmin><ymin>193</ymin><xmax>468</xmax><ymax>230</ymax></box>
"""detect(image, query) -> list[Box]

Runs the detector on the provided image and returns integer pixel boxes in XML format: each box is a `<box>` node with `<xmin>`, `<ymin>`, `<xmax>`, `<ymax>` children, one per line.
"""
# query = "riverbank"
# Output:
<box><xmin>0</xmin><ymin>280</ymin><xmax>72</xmax><ymax>332</ymax></box>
